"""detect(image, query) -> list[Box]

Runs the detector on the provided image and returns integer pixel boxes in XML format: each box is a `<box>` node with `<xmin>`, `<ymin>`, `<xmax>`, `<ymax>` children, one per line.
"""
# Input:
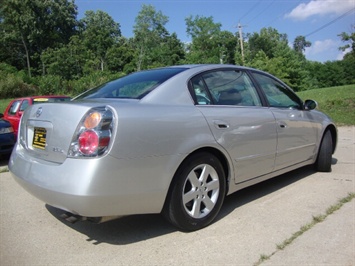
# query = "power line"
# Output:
<box><xmin>246</xmin><ymin>0</ymin><xmax>276</xmax><ymax>25</ymax></box>
<box><xmin>305</xmin><ymin>7</ymin><xmax>355</xmax><ymax>37</ymax></box>
<box><xmin>266</xmin><ymin>0</ymin><xmax>303</xmax><ymax>27</ymax></box>
<box><xmin>239</xmin><ymin>0</ymin><xmax>262</xmax><ymax>21</ymax></box>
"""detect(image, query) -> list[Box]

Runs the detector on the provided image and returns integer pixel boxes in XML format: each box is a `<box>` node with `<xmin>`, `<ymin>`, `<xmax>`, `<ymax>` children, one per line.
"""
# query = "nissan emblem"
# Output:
<box><xmin>35</xmin><ymin>107</ymin><xmax>43</xmax><ymax>118</ymax></box>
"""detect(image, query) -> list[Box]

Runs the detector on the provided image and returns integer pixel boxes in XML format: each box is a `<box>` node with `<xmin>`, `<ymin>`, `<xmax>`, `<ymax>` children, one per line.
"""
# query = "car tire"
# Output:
<box><xmin>315</xmin><ymin>130</ymin><xmax>332</xmax><ymax>172</ymax></box>
<box><xmin>163</xmin><ymin>152</ymin><xmax>226</xmax><ymax>231</ymax></box>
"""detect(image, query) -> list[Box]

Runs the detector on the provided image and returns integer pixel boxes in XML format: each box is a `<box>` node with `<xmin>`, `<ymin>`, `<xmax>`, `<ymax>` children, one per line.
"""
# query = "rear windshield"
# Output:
<box><xmin>76</xmin><ymin>68</ymin><xmax>187</xmax><ymax>100</ymax></box>
<box><xmin>33</xmin><ymin>97</ymin><xmax>71</xmax><ymax>104</ymax></box>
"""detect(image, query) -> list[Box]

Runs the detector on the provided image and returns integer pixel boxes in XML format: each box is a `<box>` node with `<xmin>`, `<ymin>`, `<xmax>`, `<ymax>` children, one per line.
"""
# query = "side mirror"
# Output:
<box><xmin>304</xmin><ymin>99</ymin><xmax>318</xmax><ymax>110</ymax></box>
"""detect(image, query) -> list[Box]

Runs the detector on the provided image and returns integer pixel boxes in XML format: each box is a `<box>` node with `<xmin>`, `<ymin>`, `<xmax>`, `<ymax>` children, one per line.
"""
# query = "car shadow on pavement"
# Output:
<box><xmin>218</xmin><ymin>165</ymin><xmax>316</xmax><ymax>219</ymax></box>
<box><xmin>0</xmin><ymin>155</ymin><xmax>10</xmax><ymax>168</ymax></box>
<box><xmin>46</xmin><ymin>204</ymin><xmax>175</xmax><ymax>245</ymax></box>
<box><xmin>45</xmin><ymin>164</ymin><xmax>322</xmax><ymax>245</ymax></box>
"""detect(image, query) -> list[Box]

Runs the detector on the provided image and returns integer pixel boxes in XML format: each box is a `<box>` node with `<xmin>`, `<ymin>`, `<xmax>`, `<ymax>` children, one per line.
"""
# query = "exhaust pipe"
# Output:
<box><xmin>60</xmin><ymin>212</ymin><xmax>121</xmax><ymax>224</ymax></box>
<box><xmin>60</xmin><ymin>212</ymin><xmax>86</xmax><ymax>223</ymax></box>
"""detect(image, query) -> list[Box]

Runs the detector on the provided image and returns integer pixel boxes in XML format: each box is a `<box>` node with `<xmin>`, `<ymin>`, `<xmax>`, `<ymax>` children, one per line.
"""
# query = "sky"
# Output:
<box><xmin>75</xmin><ymin>0</ymin><xmax>355</xmax><ymax>62</ymax></box>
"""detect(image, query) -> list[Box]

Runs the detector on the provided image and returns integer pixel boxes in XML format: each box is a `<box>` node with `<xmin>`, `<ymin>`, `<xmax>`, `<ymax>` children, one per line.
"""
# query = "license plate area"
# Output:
<box><xmin>32</xmin><ymin>127</ymin><xmax>47</xmax><ymax>150</ymax></box>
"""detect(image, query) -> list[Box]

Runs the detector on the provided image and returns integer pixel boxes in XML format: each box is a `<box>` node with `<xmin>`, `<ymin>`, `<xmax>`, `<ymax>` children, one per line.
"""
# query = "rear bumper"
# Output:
<box><xmin>9</xmin><ymin>145</ymin><xmax>177</xmax><ymax>217</ymax></box>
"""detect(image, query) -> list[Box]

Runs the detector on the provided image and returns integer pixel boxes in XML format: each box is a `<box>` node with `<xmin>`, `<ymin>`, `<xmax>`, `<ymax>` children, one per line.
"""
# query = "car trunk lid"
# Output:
<box><xmin>18</xmin><ymin>102</ymin><xmax>98</xmax><ymax>163</ymax></box>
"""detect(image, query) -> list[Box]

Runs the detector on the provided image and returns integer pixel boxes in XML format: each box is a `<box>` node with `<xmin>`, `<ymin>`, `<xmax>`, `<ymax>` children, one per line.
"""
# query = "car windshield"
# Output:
<box><xmin>76</xmin><ymin>67</ymin><xmax>187</xmax><ymax>100</ymax></box>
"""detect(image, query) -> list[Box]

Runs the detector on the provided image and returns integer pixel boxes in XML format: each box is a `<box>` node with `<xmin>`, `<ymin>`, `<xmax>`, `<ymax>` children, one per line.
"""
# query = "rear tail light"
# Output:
<box><xmin>0</xmin><ymin>126</ymin><xmax>14</xmax><ymax>134</ymax></box>
<box><xmin>78</xmin><ymin>130</ymin><xmax>99</xmax><ymax>155</ymax></box>
<box><xmin>68</xmin><ymin>106</ymin><xmax>114</xmax><ymax>157</ymax></box>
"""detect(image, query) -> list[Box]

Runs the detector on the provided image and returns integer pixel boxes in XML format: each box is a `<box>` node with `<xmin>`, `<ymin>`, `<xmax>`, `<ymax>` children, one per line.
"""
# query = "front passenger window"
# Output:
<box><xmin>8</xmin><ymin>101</ymin><xmax>21</xmax><ymax>115</ymax></box>
<box><xmin>252</xmin><ymin>72</ymin><xmax>302</xmax><ymax>109</ymax></box>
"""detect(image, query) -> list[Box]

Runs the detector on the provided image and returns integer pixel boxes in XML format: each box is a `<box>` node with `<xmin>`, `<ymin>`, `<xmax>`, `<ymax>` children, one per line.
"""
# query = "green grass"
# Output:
<box><xmin>254</xmin><ymin>192</ymin><xmax>355</xmax><ymax>266</ymax></box>
<box><xmin>297</xmin><ymin>84</ymin><xmax>355</xmax><ymax>126</ymax></box>
<box><xmin>0</xmin><ymin>98</ymin><xmax>12</xmax><ymax>114</ymax></box>
<box><xmin>1</xmin><ymin>84</ymin><xmax>354</xmax><ymax>125</ymax></box>
<box><xmin>0</xmin><ymin>166</ymin><xmax>9</xmax><ymax>173</ymax></box>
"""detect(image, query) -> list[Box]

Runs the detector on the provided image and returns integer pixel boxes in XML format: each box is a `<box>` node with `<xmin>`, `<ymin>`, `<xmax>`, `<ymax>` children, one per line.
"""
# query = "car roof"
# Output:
<box><xmin>139</xmin><ymin>64</ymin><xmax>289</xmax><ymax>106</ymax></box>
<box><xmin>160</xmin><ymin>64</ymin><xmax>253</xmax><ymax>71</ymax></box>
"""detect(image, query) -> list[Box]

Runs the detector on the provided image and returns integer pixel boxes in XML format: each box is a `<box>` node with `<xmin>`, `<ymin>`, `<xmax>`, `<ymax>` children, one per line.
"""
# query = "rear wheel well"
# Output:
<box><xmin>163</xmin><ymin>147</ymin><xmax>230</xmax><ymax>211</ymax></box>
<box><xmin>162</xmin><ymin>148</ymin><xmax>230</xmax><ymax>230</ymax></box>
<box><xmin>179</xmin><ymin>147</ymin><xmax>230</xmax><ymax>193</ymax></box>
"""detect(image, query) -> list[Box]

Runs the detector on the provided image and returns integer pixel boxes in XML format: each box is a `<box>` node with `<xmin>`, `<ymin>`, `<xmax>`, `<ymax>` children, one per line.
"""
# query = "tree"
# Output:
<box><xmin>339</xmin><ymin>58</ymin><xmax>355</xmax><ymax>84</ymax></box>
<box><xmin>150</xmin><ymin>32</ymin><xmax>185</xmax><ymax>67</ymax></box>
<box><xmin>106</xmin><ymin>37</ymin><xmax>135</xmax><ymax>73</ymax></box>
<box><xmin>247</xmin><ymin>27</ymin><xmax>288</xmax><ymax>60</ymax></box>
<box><xmin>338</xmin><ymin>25</ymin><xmax>355</xmax><ymax>59</ymax></box>
<box><xmin>133</xmin><ymin>4</ymin><xmax>168</xmax><ymax>70</ymax></box>
<box><xmin>246</xmin><ymin>28</ymin><xmax>309</xmax><ymax>91</ymax></box>
<box><xmin>214</xmin><ymin>30</ymin><xmax>237</xmax><ymax>64</ymax></box>
<box><xmin>41</xmin><ymin>35</ymin><xmax>92</xmax><ymax>80</ymax></box>
<box><xmin>0</xmin><ymin>0</ymin><xmax>78</xmax><ymax>77</ymax></box>
<box><xmin>133</xmin><ymin>4</ymin><xmax>184</xmax><ymax>70</ymax></box>
<box><xmin>337</xmin><ymin>26</ymin><xmax>355</xmax><ymax>85</ymax></box>
<box><xmin>80</xmin><ymin>10</ymin><xmax>121</xmax><ymax>71</ymax></box>
<box><xmin>293</xmin><ymin>35</ymin><xmax>311</xmax><ymax>54</ymax></box>
<box><xmin>185</xmin><ymin>15</ymin><xmax>223</xmax><ymax>64</ymax></box>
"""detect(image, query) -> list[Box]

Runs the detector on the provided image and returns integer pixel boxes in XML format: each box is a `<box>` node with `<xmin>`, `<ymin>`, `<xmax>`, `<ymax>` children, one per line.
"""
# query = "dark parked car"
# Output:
<box><xmin>9</xmin><ymin>65</ymin><xmax>337</xmax><ymax>231</ymax></box>
<box><xmin>0</xmin><ymin>115</ymin><xmax>16</xmax><ymax>156</ymax></box>
<box><xmin>3</xmin><ymin>95</ymin><xmax>71</xmax><ymax>135</ymax></box>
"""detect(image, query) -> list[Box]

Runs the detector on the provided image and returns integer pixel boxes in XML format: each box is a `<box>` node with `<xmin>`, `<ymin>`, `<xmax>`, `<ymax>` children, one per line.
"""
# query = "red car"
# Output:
<box><xmin>2</xmin><ymin>96</ymin><xmax>71</xmax><ymax>135</ymax></box>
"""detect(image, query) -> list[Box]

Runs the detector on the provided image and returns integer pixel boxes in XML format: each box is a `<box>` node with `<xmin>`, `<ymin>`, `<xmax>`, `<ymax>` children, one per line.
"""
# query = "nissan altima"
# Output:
<box><xmin>9</xmin><ymin>64</ymin><xmax>337</xmax><ymax>231</ymax></box>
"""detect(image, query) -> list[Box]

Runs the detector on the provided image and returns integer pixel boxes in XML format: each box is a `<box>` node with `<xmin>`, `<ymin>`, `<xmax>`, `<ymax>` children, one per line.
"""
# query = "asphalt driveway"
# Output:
<box><xmin>1</xmin><ymin>127</ymin><xmax>354</xmax><ymax>265</ymax></box>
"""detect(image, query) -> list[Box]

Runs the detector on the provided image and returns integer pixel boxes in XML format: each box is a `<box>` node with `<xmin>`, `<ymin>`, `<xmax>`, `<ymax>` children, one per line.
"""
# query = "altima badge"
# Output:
<box><xmin>35</xmin><ymin>107</ymin><xmax>43</xmax><ymax>118</ymax></box>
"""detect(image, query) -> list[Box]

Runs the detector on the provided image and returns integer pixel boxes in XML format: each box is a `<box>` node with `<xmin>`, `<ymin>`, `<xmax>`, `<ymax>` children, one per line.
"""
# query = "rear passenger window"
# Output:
<box><xmin>191</xmin><ymin>77</ymin><xmax>212</xmax><ymax>105</ymax></box>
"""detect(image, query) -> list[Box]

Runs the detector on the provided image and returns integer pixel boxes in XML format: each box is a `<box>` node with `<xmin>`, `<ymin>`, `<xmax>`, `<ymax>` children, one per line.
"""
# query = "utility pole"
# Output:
<box><xmin>238</xmin><ymin>22</ymin><xmax>245</xmax><ymax>65</ymax></box>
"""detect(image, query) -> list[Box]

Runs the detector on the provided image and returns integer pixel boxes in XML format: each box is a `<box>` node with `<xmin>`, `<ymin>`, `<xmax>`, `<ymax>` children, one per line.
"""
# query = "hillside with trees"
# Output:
<box><xmin>1</xmin><ymin>0</ymin><xmax>354</xmax><ymax>98</ymax></box>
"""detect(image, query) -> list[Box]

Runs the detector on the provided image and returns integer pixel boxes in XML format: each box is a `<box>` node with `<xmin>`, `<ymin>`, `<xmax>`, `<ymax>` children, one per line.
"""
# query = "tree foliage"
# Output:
<box><xmin>41</xmin><ymin>35</ymin><xmax>91</xmax><ymax>80</ymax></box>
<box><xmin>247</xmin><ymin>27</ymin><xmax>288</xmax><ymax>60</ymax></box>
<box><xmin>293</xmin><ymin>35</ymin><xmax>311</xmax><ymax>54</ymax></box>
<box><xmin>185</xmin><ymin>15</ymin><xmax>223</xmax><ymax>63</ymax></box>
<box><xmin>133</xmin><ymin>4</ymin><xmax>184</xmax><ymax>70</ymax></box>
<box><xmin>80</xmin><ymin>10</ymin><xmax>121</xmax><ymax>71</ymax></box>
<box><xmin>0</xmin><ymin>0</ymin><xmax>78</xmax><ymax>77</ymax></box>
<box><xmin>0</xmin><ymin>1</ymin><xmax>354</xmax><ymax>98</ymax></box>
<box><xmin>338</xmin><ymin>25</ymin><xmax>355</xmax><ymax>63</ymax></box>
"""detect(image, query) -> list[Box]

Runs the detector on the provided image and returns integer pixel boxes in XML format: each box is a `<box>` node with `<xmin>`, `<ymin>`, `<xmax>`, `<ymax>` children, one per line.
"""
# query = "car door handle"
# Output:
<box><xmin>214</xmin><ymin>120</ymin><xmax>230</xmax><ymax>129</ymax></box>
<box><xmin>218</xmin><ymin>124</ymin><xmax>229</xmax><ymax>129</ymax></box>
<box><xmin>279</xmin><ymin>123</ymin><xmax>287</xmax><ymax>128</ymax></box>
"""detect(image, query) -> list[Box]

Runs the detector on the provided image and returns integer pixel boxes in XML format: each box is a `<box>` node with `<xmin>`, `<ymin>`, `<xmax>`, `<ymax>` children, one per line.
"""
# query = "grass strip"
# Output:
<box><xmin>0</xmin><ymin>167</ymin><xmax>9</xmax><ymax>173</ymax></box>
<box><xmin>254</xmin><ymin>192</ymin><xmax>355</xmax><ymax>266</ymax></box>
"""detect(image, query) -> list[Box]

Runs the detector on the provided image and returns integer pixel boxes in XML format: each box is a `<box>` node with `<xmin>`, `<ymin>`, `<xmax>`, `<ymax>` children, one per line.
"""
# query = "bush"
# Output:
<box><xmin>0</xmin><ymin>73</ymin><xmax>36</xmax><ymax>98</ymax></box>
<box><xmin>0</xmin><ymin>62</ymin><xmax>18</xmax><ymax>74</ymax></box>
<box><xmin>0</xmin><ymin>63</ymin><xmax>125</xmax><ymax>98</ymax></box>
<box><xmin>32</xmin><ymin>75</ymin><xmax>65</xmax><ymax>95</ymax></box>
<box><xmin>0</xmin><ymin>63</ymin><xmax>36</xmax><ymax>98</ymax></box>
<box><xmin>70</xmin><ymin>71</ymin><xmax>124</xmax><ymax>96</ymax></box>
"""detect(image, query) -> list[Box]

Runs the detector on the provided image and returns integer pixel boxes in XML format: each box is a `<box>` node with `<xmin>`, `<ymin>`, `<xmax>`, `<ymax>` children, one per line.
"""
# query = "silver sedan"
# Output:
<box><xmin>9</xmin><ymin>64</ymin><xmax>337</xmax><ymax>231</ymax></box>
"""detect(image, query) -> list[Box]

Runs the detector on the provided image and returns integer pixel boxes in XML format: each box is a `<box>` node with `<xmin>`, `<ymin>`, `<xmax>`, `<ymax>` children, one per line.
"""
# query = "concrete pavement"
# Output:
<box><xmin>0</xmin><ymin>126</ymin><xmax>354</xmax><ymax>265</ymax></box>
